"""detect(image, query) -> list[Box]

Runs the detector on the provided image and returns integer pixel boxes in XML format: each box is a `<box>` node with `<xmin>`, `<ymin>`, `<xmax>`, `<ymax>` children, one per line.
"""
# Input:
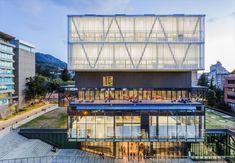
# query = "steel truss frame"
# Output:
<box><xmin>69</xmin><ymin>15</ymin><xmax>204</xmax><ymax>70</ymax></box>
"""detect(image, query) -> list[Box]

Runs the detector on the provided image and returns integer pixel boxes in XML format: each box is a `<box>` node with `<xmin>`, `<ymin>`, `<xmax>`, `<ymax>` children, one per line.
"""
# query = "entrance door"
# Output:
<box><xmin>117</xmin><ymin>142</ymin><xmax>146</xmax><ymax>161</ymax></box>
<box><xmin>128</xmin><ymin>142</ymin><xmax>140</xmax><ymax>161</ymax></box>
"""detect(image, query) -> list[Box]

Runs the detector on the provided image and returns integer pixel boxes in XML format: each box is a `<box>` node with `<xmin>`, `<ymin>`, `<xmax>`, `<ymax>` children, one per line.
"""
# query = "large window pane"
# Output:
<box><xmin>131</xmin><ymin>116</ymin><xmax>141</xmax><ymax>139</ymax></box>
<box><xmin>168</xmin><ymin>115</ymin><xmax>177</xmax><ymax>138</ymax></box>
<box><xmin>149</xmin><ymin>116</ymin><xmax>157</xmax><ymax>138</ymax></box>
<box><xmin>105</xmin><ymin>116</ymin><xmax>114</xmax><ymax>138</ymax></box>
<box><xmin>96</xmin><ymin>116</ymin><xmax>104</xmax><ymax>138</ymax></box>
<box><xmin>159</xmin><ymin>116</ymin><xmax>168</xmax><ymax>138</ymax></box>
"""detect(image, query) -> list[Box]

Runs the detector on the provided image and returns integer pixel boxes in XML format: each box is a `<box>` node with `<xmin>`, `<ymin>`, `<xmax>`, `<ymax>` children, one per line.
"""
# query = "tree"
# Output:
<box><xmin>207</xmin><ymin>89</ymin><xmax>217</xmax><ymax>107</ymax></box>
<box><xmin>24</xmin><ymin>75</ymin><xmax>48</xmax><ymax>102</ymax></box>
<box><xmin>209</xmin><ymin>76</ymin><xmax>216</xmax><ymax>90</ymax></box>
<box><xmin>46</xmin><ymin>79</ymin><xmax>61</xmax><ymax>100</ymax></box>
<box><xmin>61</xmin><ymin>68</ymin><xmax>70</xmax><ymax>81</ymax></box>
<box><xmin>198</xmin><ymin>73</ymin><xmax>209</xmax><ymax>87</ymax></box>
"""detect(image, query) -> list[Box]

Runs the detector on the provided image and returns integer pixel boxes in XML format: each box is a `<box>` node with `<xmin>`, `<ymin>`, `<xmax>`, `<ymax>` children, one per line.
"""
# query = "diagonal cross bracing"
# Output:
<box><xmin>114</xmin><ymin>17</ymin><xmax>135</xmax><ymax>68</ymax></box>
<box><xmin>71</xmin><ymin>18</ymin><xmax>92</xmax><ymax>68</ymax></box>
<box><xmin>93</xmin><ymin>18</ymin><xmax>115</xmax><ymax>68</ymax></box>
<box><xmin>181</xmin><ymin>44</ymin><xmax>192</xmax><ymax>65</ymax></box>
<box><xmin>157</xmin><ymin>17</ymin><xmax>177</xmax><ymax>65</ymax></box>
<box><xmin>181</xmin><ymin>17</ymin><xmax>201</xmax><ymax>64</ymax></box>
<box><xmin>136</xmin><ymin>17</ymin><xmax>158</xmax><ymax>68</ymax></box>
<box><xmin>71</xmin><ymin>16</ymin><xmax>203</xmax><ymax>70</ymax></box>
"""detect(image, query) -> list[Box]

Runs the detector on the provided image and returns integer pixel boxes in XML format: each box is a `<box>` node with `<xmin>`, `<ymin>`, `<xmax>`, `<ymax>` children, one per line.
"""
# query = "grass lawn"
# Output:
<box><xmin>19</xmin><ymin>107</ymin><xmax>235</xmax><ymax>130</ymax></box>
<box><xmin>20</xmin><ymin>107</ymin><xmax>67</xmax><ymax>128</ymax></box>
<box><xmin>206</xmin><ymin>109</ymin><xmax>235</xmax><ymax>130</ymax></box>
<box><xmin>0</xmin><ymin>102</ymin><xmax>48</xmax><ymax>121</ymax></box>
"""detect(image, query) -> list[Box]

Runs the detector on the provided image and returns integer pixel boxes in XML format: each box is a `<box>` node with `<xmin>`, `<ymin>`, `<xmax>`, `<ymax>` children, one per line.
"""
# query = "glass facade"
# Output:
<box><xmin>68</xmin><ymin>15</ymin><xmax>205</xmax><ymax>71</ymax></box>
<box><xmin>70</xmin><ymin>129</ymin><xmax>235</xmax><ymax>160</ymax></box>
<box><xmin>81</xmin><ymin>142</ymin><xmax>187</xmax><ymax>159</ymax></box>
<box><xmin>63</xmin><ymin>85</ymin><xmax>207</xmax><ymax>159</ymax></box>
<box><xmin>68</xmin><ymin>107</ymin><xmax>204</xmax><ymax>142</ymax></box>
<box><xmin>59</xmin><ymin>87</ymin><xmax>206</xmax><ymax>107</ymax></box>
<box><xmin>65</xmin><ymin>15</ymin><xmax>211</xmax><ymax>160</ymax></box>
<box><xmin>0</xmin><ymin>39</ymin><xmax>15</xmax><ymax>106</ymax></box>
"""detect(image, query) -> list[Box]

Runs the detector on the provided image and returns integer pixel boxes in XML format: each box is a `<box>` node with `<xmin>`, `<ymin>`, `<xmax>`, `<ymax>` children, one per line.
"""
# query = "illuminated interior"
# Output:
<box><xmin>68</xmin><ymin>15</ymin><xmax>205</xmax><ymax>71</ymax></box>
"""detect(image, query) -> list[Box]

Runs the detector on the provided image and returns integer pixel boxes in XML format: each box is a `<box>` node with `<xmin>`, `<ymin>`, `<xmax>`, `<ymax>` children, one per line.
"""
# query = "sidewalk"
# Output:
<box><xmin>207</xmin><ymin>108</ymin><xmax>235</xmax><ymax>121</ymax></box>
<box><xmin>0</xmin><ymin>104</ymin><xmax>58</xmax><ymax>131</ymax></box>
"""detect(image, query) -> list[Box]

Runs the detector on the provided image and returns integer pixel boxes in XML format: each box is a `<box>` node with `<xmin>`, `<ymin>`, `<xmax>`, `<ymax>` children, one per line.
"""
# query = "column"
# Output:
<box><xmin>156</xmin><ymin>116</ymin><xmax>159</xmax><ymax>139</ymax></box>
<box><xmin>113</xmin><ymin>142</ymin><xmax>117</xmax><ymax>158</ymax></box>
<box><xmin>141</xmin><ymin>113</ymin><xmax>149</xmax><ymax>140</ymax></box>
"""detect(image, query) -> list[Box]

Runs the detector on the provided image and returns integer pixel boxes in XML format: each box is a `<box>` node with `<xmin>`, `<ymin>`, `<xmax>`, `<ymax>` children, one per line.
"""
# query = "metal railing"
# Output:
<box><xmin>0</xmin><ymin>155</ymin><xmax>234</xmax><ymax>163</ymax></box>
<box><xmin>69</xmin><ymin>99</ymin><xmax>203</xmax><ymax>105</ymax></box>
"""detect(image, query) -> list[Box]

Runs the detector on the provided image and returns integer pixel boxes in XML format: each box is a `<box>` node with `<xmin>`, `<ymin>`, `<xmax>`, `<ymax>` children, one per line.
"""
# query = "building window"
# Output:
<box><xmin>226</xmin><ymin>88</ymin><xmax>235</xmax><ymax>92</ymax></box>
<box><xmin>103</xmin><ymin>76</ymin><xmax>113</xmax><ymax>87</ymax></box>
<box><xmin>228</xmin><ymin>102</ymin><xmax>235</xmax><ymax>109</ymax></box>
<box><xmin>227</xmin><ymin>95</ymin><xmax>235</xmax><ymax>100</ymax></box>
<box><xmin>228</xmin><ymin>80</ymin><xmax>235</xmax><ymax>84</ymax></box>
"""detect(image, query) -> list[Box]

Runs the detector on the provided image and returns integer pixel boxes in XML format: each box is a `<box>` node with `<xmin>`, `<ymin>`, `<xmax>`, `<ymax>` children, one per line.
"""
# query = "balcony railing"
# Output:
<box><xmin>0</xmin><ymin>155</ymin><xmax>234</xmax><ymax>163</ymax></box>
<box><xmin>69</xmin><ymin>30</ymin><xmax>203</xmax><ymax>43</ymax></box>
<box><xmin>69</xmin><ymin>99</ymin><xmax>203</xmax><ymax>106</ymax></box>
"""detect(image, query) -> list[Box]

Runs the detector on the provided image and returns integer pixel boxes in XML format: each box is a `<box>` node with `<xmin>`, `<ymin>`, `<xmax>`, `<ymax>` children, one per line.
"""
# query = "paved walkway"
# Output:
<box><xmin>207</xmin><ymin>108</ymin><xmax>235</xmax><ymax>121</ymax></box>
<box><xmin>0</xmin><ymin>104</ymin><xmax>58</xmax><ymax>134</ymax></box>
<box><xmin>207</xmin><ymin>108</ymin><xmax>235</xmax><ymax>131</ymax></box>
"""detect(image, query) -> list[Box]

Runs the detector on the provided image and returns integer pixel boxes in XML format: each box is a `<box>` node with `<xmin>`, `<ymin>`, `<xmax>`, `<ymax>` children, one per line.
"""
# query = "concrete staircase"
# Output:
<box><xmin>0</xmin><ymin>130</ymin><xmax>56</xmax><ymax>160</ymax></box>
<box><xmin>0</xmin><ymin>131</ymin><xmax>28</xmax><ymax>159</ymax></box>
<box><xmin>2</xmin><ymin>139</ymin><xmax>55</xmax><ymax>159</ymax></box>
<box><xmin>51</xmin><ymin>149</ymin><xmax>113</xmax><ymax>163</ymax></box>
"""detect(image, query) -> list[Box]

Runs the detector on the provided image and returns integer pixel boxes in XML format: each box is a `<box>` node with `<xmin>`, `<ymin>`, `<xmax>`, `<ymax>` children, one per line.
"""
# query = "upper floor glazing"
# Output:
<box><xmin>68</xmin><ymin>15</ymin><xmax>205</xmax><ymax>71</ymax></box>
<box><xmin>58</xmin><ymin>87</ymin><xmax>206</xmax><ymax>107</ymax></box>
<box><xmin>0</xmin><ymin>41</ymin><xmax>15</xmax><ymax>70</ymax></box>
<box><xmin>0</xmin><ymin>43</ymin><xmax>14</xmax><ymax>54</ymax></box>
<box><xmin>69</xmin><ymin>15</ymin><xmax>205</xmax><ymax>43</ymax></box>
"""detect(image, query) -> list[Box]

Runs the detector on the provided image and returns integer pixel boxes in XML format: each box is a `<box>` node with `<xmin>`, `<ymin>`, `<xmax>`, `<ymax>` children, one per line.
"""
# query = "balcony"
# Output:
<box><xmin>70</xmin><ymin>99</ymin><xmax>202</xmax><ymax>106</ymax></box>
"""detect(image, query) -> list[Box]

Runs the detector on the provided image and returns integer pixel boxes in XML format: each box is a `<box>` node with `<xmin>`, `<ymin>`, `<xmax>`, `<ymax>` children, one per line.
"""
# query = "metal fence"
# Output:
<box><xmin>0</xmin><ymin>155</ymin><xmax>234</xmax><ymax>163</ymax></box>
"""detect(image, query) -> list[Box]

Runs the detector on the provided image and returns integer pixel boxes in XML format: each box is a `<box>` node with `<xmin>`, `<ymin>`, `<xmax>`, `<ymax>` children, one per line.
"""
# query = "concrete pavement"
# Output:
<box><xmin>207</xmin><ymin>108</ymin><xmax>235</xmax><ymax>121</ymax></box>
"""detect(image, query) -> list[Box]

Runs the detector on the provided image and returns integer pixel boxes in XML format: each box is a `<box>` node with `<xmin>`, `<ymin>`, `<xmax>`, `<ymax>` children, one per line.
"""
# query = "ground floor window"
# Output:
<box><xmin>68</xmin><ymin>111</ymin><xmax>204</xmax><ymax>141</ymax></box>
<box><xmin>81</xmin><ymin>142</ymin><xmax>186</xmax><ymax>159</ymax></box>
<box><xmin>59</xmin><ymin>87</ymin><xmax>207</xmax><ymax>107</ymax></box>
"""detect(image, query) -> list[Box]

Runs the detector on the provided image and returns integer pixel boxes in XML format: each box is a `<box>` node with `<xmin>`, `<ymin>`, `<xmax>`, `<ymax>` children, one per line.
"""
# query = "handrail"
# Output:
<box><xmin>0</xmin><ymin>155</ymin><xmax>234</xmax><ymax>162</ymax></box>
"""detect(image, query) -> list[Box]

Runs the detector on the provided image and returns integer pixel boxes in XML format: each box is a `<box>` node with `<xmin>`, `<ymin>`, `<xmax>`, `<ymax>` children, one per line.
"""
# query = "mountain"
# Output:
<box><xmin>36</xmin><ymin>52</ymin><xmax>67</xmax><ymax>69</ymax></box>
<box><xmin>35</xmin><ymin>52</ymin><xmax>67</xmax><ymax>77</ymax></box>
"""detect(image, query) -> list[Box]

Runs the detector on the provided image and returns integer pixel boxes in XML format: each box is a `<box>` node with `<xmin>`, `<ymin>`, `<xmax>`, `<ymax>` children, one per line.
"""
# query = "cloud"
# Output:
<box><xmin>51</xmin><ymin>0</ymin><xmax>133</xmax><ymax>14</ymax></box>
<box><xmin>231</xmin><ymin>11</ymin><xmax>235</xmax><ymax>16</ymax></box>
<box><xmin>62</xmin><ymin>40</ymin><xmax>67</xmax><ymax>44</ymax></box>
<box><xmin>10</xmin><ymin>0</ymin><xmax>45</xmax><ymax>17</ymax></box>
<box><xmin>207</xmin><ymin>11</ymin><xmax>235</xmax><ymax>23</ymax></box>
<box><xmin>207</xmin><ymin>17</ymin><xmax>217</xmax><ymax>23</ymax></box>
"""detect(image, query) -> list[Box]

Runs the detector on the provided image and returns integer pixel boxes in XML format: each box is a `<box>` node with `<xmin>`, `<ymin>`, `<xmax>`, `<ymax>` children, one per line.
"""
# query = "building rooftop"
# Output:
<box><xmin>0</xmin><ymin>32</ymin><xmax>15</xmax><ymax>41</ymax></box>
<box><xmin>231</xmin><ymin>69</ymin><xmax>235</xmax><ymax>74</ymax></box>
<box><xmin>68</xmin><ymin>14</ymin><xmax>206</xmax><ymax>17</ymax></box>
<box><xmin>225</xmin><ymin>73</ymin><xmax>235</xmax><ymax>79</ymax></box>
<box><xmin>11</xmin><ymin>39</ymin><xmax>35</xmax><ymax>49</ymax></box>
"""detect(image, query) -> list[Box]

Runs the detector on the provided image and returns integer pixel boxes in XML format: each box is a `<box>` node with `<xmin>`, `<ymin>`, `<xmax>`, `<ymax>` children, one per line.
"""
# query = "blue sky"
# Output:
<box><xmin>1</xmin><ymin>0</ymin><xmax>235</xmax><ymax>71</ymax></box>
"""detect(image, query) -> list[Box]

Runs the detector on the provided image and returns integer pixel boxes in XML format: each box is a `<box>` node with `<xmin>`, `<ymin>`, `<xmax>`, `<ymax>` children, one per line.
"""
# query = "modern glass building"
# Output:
<box><xmin>0</xmin><ymin>32</ymin><xmax>15</xmax><ymax>118</ymax></box>
<box><xmin>66</xmin><ymin>14</ymin><xmax>206</xmax><ymax>159</ymax></box>
<box><xmin>68</xmin><ymin>14</ymin><xmax>204</xmax><ymax>71</ymax></box>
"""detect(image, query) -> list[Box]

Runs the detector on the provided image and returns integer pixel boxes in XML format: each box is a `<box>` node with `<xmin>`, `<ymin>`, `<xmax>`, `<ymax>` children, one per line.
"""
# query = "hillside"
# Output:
<box><xmin>35</xmin><ymin>52</ymin><xmax>67</xmax><ymax>77</ymax></box>
<box><xmin>36</xmin><ymin>52</ymin><xmax>67</xmax><ymax>69</ymax></box>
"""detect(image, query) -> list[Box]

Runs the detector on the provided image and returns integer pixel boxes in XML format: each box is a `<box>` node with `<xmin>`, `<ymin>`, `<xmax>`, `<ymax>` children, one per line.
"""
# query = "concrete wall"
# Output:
<box><xmin>14</xmin><ymin>49</ymin><xmax>35</xmax><ymax>108</ymax></box>
<box><xmin>75</xmin><ymin>71</ymin><xmax>192</xmax><ymax>89</ymax></box>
